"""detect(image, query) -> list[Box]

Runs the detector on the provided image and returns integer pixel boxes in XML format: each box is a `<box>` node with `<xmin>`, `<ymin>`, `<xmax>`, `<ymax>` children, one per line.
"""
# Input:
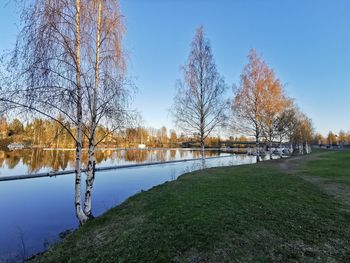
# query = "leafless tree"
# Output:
<box><xmin>261</xmin><ymin>91</ymin><xmax>292</xmax><ymax>160</ymax></box>
<box><xmin>0</xmin><ymin>0</ymin><xmax>131</xmax><ymax>224</ymax></box>
<box><xmin>171</xmin><ymin>26</ymin><xmax>229</xmax><ymax>155</ymax></box>
<box><xmin>274</xmin><ymin>104</ymin><xmax>296</xmax><ymax>157</ymax></box>
<box><xmin>81</xmin><ymin>0</ymin><xmax>130</xmax><ymax>218</ymax></box>
<box><xmin>0</xmin><ymin>0</ymin><xmax>89</xmax><ymax>224</ymax></box>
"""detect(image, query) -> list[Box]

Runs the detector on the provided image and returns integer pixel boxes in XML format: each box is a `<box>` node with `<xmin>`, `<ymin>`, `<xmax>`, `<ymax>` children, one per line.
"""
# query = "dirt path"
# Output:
<box><xmin>275</xmin><ymin>151</ymin><xmax>328</xmax><ymax>174</ymax></box>
<box><xmin>277</xmin><ymin>155</ymin><xmax>312</xmax><ymax>174</ymax></box>
<box><xmin>275</xmin><ymin>152</ymin><xmax>350</xmax><ymax>211</ymax></box>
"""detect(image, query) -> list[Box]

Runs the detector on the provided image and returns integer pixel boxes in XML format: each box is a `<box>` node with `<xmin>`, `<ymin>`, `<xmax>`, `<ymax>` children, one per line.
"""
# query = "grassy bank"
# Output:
<box><xmin>31</xmin><ymin>150</ymin><xmax>350</xmax><ymax>262</ymax></box>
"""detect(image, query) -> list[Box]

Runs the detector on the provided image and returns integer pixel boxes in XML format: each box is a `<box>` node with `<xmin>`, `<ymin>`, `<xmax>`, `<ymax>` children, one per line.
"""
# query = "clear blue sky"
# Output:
<box><xmin>1</xmin><ymin>0</ymin><xmax>349</xmax><ymax>136</ymax></box>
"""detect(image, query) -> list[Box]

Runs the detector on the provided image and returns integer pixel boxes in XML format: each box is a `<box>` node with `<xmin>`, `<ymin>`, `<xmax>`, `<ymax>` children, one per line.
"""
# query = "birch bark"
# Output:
<box><xmin>84</xmin><ymin>0</ymin><xmax>102</xmax><ymax>217</ymax></box>
<box><xmin>75</xmin><ymin>0</ymin><xmax>88</xmax><ymax>225</ymax></box>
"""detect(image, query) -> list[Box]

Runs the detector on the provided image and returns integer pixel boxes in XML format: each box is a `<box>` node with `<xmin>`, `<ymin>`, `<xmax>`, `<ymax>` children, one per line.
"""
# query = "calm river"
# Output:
<box><xmin>0</xmin><ymin>148</ymin><xmax>259</xmax><ymax>262</ymax></box>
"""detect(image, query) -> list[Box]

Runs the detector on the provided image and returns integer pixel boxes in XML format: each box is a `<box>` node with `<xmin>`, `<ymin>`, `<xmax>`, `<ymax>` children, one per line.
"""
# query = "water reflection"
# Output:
<box><xmin>0</xmin><ymin>153</ymin><xmax>256</xmax><ymax>262</ymax></box>
<box><xmin>0</xmin><ymin>148</ymin><xmax>226</xmax><ymax>176</ymax></box>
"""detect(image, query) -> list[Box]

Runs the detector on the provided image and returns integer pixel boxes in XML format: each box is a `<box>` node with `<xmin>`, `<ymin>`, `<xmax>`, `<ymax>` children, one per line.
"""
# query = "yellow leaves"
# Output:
<box><xmin>234</xmin><ymin>49</ymin><xmax>287</xmax><ymax>121</ymax></box>
<box><xmin>232</xmin><ymin>48</ymin><xmax>311</xmax><ymax>145</ymax></box>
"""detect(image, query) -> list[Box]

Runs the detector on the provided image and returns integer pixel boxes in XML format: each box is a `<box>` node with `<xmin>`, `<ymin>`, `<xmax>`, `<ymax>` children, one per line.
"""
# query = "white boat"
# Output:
<box><xmin>7</xmin><ymin>143</ymin><xmax>25</xmax><ymax>151</ymax></box>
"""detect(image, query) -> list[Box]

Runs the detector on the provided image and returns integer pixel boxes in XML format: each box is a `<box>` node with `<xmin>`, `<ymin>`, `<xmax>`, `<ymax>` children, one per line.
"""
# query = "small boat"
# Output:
<box><xmin>7</xmin><ymin>143</ymin><xmax>25</xmax><ymax>151</ymax></box>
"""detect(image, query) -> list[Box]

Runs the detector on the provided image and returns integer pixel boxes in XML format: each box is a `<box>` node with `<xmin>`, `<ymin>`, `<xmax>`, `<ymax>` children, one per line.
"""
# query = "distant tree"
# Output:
<box><xmin>338</xmin><ymin>130</ymin><xmax>347</xmax><ymax>146</ymax></box>
<box><xmin>312</xmin><ymin>133</ymin><xmax>324</xmax><ymax>145</ymax></box>
<box><xmin>327</xmin><ymin>131</ymin><xmax>337</xmax><ymax>146</ymax></box>
<box><xmin>7</xmin><ymin>119</ymin><xmax>24</xmax><ymax>137</ymax></box>
<box><xmin>300</xmin><ymin>115</ymin><xmax>314</xmax><ymax>153</ymax></box>
<box><xmin>274</xmin><ymin>101</ymin><xmax>296</xmax><ymax>157</ymax></box>
<box><xmin>137</xmin><ymin>127</ymin><xmax>149</xmax><ymax>145</ymax></box>
<box><xmin>346</xmin><ymin>132</ymin><xmax>350</xmax><ymax>144</ymax></box>
<box><xmin>171</xmin><ymin>26</ymin><xmax>228</xmax><ymax>155</ymax></box>
<box><xmin>160</xmin><ymin>126</ymin><xmax>168</xmax><ymax>146</ymax></box>
<box><xmin>0</xmin><ymin>116</ymin><xmax>7</xmax><ymax>138</ymax></box>
<box><xmin>169</xmin><ymin>130</ymin><xmax>177</xmax><ymax>147</ymax></box>
<box><xmin>260</xmin><ymin>77</ymin><xmax>292</xmax><ymax>160</ymax></box>
<box><xmin>125</xmin><ymin>128</ymin><xmax>138</xmax><ymax>147</ymax></box>
<box><xmin>147</xmin><ymin>127</ymin><xmax>159</xmax><ymax>147</ymax></box>
<box><xmin>291</xmin><ymin>111</ymin><xmax>314</xmax><ymax>154</ymax></box>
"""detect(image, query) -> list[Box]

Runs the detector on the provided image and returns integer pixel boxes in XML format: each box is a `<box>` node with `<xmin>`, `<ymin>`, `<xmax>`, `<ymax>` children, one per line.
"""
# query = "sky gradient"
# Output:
<box><xmin>1</xmin><ymin>0</ymin><xmax>349</xmax><ymax>136</ymax></box>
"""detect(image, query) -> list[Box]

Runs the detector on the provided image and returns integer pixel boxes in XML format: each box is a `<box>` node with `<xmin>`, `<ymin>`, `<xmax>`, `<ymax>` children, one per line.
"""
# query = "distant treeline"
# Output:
<box><xmin>0</xmin><ymin>148</ymin><xmax>221</xmax><ymax>173</ymax></box>
<box><xmin>0</xmin><ymin>117</ymin><xmax>252</xmax><ymax>150</ymax></box>
<box><xmin>313</xmin><ymin>131</ymin><xmax>350</xmax><ymax>146</ymax></box>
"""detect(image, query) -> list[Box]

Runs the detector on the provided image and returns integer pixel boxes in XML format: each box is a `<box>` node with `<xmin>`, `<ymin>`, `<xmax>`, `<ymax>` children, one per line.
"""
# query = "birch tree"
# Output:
<box><xmin>171</xmin><ymin>26</ymin><xmax>228</xmax><ymax>155</ymax></box>
<box><xmin>232</xmin><ymin>49</ymin><xmax>272</xmax><ymax>162</ymax></box>
<box><xmin>0</xmin><ymin>0</ymin><xmax>89</xmax><ymax>224</ymax></box>
<box><xmin>278</xmin><ymin>106</ymin><xmax>313</xmax><ymax>155</ymax></box>
<box><xmin>0</xmin><ymin>0</ymin><xmax>130</xmax><ymax>224</ymax></box>
<box><xmin>292</xmin><ymin>112</ymin><xmax>314</xmax><ymax>154</ymax></box>
<box><xmin>261</xmin><ymin>89</ymin><xmax>292</xmax><ymax>160</ymax></box>
<box><xmin>82</xmin><ymin>0</ymin><xmax>128</xmax><ymax>218</ymax></box>
<box><xmin>274</xmin><ymin>103</ymin><xmax>296</xmax><ymax>157</ymax></box>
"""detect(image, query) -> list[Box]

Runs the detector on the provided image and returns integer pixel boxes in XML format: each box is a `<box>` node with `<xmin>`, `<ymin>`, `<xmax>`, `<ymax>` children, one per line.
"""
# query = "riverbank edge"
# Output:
<box><xmin>28</xmin><ymin>150</ymin><xmax>350</xmax><ymax>262</ymax></box>
<box><xmin>25</xmin><ymin>153</ymin><xmax>259</xmax><ymax>261</ymax></box>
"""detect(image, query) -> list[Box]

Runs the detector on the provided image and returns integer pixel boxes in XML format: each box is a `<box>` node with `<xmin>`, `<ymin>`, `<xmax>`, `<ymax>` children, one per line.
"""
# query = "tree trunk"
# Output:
<box><xmin>200</xmin><ymin>139</ymin><xmax>205</xmax><ymax>157</ymax></box>
<box><xmin>74</xmin><ymin>0</ymin><xmax>88</xmax><ymax>225</ymax></box>
<box><xmin>83</xmin><ymin>0</ymin><xmax>102</xmax><ymax>218</ymax></box>
<box><xmin>269</xmin><ymin>137</ymin><xmax>273</xmax><ymax>160</ymax></box>
<box><xmin>84</xmin><ymin>138</ymin><xmax>95</xmax><ymax>217</ymax></box>
<box><xmin>200</xmin><ymin>136</ymin><xmax>206</xmax><ymax>169</ymax></box>
<box><xmin>279</xmin><ymin>141</ymin><xmax>283</xmax><ymax>158</ymax></box>
<box><xmin>305</xmin><ymin>142</ymin><xmax>309</xmax><ymax>154</ymax></box>
<box><xmin>256</xmin><ymin>135</ymin><xmax>260</xmax><ymax>162</ymax></box>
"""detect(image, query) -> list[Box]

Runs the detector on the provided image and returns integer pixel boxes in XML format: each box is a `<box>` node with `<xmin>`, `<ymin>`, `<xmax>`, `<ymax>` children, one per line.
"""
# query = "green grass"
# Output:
<box><xmin>31</xmin><ymin>151</ymin><xmax>350</xmax><ymax>262</ymax></box>
<box><xmin>302</xmin><ymin>150</ymin><xmax>350</xmax><ymax>185</ymax></box>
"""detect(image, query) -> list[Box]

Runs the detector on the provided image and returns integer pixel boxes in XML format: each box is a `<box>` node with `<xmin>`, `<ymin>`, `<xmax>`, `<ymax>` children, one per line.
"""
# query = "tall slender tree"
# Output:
<box><xmin>172</xmin><ymin>26</ymin><xmax>228</xmax><ymax>156</ymax></box>
<box><xmin>83</xmin><ymin>0</ymin><xmax>128</xmax><ymax>218</ymax></box>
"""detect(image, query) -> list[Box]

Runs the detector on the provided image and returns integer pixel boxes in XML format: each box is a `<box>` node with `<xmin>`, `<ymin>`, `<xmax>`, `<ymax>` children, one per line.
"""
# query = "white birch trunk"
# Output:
<box><xmin>84</xmin><ymin>139</ymin><xmax>95</xmax><ymax>217</ymax></box>
<box><xmin>269</xmin><ymin>139</ymin><xmax>273</xmax><ymax>160</ymax></box>
<box><xmin>83</xmin><ymin>0</ymin><xmax>102</xmax><ymax>218</ymax></box>
<box><xmin>279</xmin><ymin>141</ymin><xmax>283</xmax><ymax>159</ymax></box>
<box><xmin>256</xmin><ymin>134</ymin><xmax>260</xmax><ymax>163</ymax></box>
<box><xmin>75</xmin><ymin>0</ymin><xmax>88</xmax><ymax>225</ymax></box>
<box><xmin>305</xmin><ymin>142</ymin><xmax>309</xmax><ymax>154</ymax></box>
<box><xmin>200</xmin><ymin>140</ymin><xmax>206</xmax><ymax>169</ymax></box>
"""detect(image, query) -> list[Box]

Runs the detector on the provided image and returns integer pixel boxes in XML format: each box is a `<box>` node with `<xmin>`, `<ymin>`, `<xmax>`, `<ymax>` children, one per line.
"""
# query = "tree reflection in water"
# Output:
<box><xmin>0</xmin><ymin>148</ymin><xmax>223</xmax><ymax>175</ymax></box>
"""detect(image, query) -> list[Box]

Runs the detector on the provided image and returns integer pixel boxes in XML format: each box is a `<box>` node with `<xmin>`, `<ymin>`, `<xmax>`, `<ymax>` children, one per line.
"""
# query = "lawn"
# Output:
<box><xmin>31</xmin><ymin>150</ymin><xmax>350</xmax><ymax>262</ymax></box>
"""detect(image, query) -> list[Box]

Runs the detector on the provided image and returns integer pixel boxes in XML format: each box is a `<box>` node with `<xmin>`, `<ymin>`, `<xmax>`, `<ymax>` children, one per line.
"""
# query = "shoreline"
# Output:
<box><xmin>24</xmin><ymin>154</ymin><xmax>291</xmax><ymax>262</ymax></box>
<box><xmin>0</xmin><ymin>154</ymin><xmax>236</xmax><ymax>182</ymax></box>
<box><xmin>28</xmin><ymin>150</ymin><xmax>350</xmax><ymax>262</ymax></box>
